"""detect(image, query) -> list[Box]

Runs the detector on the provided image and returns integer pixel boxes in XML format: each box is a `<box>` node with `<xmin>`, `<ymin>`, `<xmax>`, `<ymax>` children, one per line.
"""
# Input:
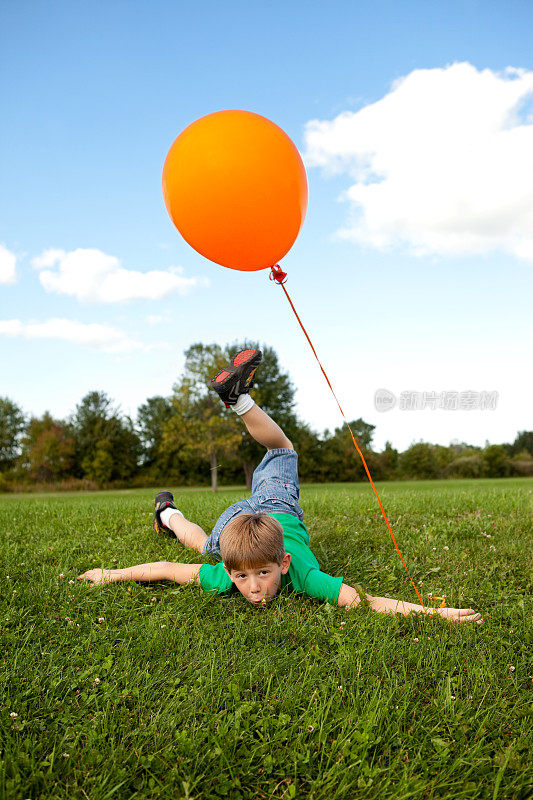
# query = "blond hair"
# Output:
<box><xmin>220</xmin><ymin>513</ymin><xmax>285</xmax><ymax>571</ymax></box>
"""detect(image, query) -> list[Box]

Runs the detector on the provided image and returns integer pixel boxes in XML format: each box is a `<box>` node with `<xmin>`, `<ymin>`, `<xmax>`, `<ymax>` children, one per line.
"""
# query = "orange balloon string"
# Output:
<box><xmin>270</xmin><ymin>265</ymin><xmax>425</xmax><ymax>609</ymax></box>
<box><xmin>429</xmin><ymin>596</ymin><xmax>447</xmax><ymax>615</ymax></box>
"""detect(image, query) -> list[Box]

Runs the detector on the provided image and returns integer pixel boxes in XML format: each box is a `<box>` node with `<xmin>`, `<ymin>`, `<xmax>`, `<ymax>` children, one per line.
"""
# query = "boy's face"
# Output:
<box><xmin>225</xmin><ymin>553</ymin><xmax>291</xmax><ymax>605</ymax></box>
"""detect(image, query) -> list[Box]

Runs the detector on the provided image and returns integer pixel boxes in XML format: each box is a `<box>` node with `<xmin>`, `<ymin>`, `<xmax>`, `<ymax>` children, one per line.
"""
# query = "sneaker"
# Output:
<box><xmin>211</xmin><ymin>348</ymin><xmax>263</xmax><ymax>407</ymax></box>
<box><xmin>154</xmin><ymin>491</ymin><xmax>178</xmax><ymax>538</ymax></box>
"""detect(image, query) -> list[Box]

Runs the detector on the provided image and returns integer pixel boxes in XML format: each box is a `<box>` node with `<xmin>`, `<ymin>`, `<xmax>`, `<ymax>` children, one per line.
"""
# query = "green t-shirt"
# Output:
<box><xmin>199</xmin><ymin>512</ymin><xmax>343</xmax><ymax>605</ymax></box>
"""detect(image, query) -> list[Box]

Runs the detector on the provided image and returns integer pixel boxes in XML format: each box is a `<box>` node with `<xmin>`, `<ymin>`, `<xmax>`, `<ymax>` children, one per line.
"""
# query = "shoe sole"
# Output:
<box><xmin>212</xmin><ymin>349</ymin><xmax>262</xmax><ymax>405</ymax></box>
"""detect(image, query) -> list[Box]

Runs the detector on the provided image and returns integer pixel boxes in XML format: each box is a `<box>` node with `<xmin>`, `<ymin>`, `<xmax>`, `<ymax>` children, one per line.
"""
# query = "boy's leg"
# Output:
<box><xmin>210</xmin><ymin>346</ymin><xmax>293</xmax><ymax>450</ymax></box>
<box><xmin>210</xmin><ymin>348</ymin><xmax>302</xmax><ymax>526</ymax></box>
<box><xmin>240</xmin><ymin>404</ymin><xmax>293</xmax><ymax>451</ymax></box>
<box><xmin>155</xmin><ymin>493</ymin><xmax>208</xmax><ymax>553</ymax></box>
<box><xmin>166</xmin><ymin>514</ymin><xmax>208</xmax><ymax>554</ymax></box>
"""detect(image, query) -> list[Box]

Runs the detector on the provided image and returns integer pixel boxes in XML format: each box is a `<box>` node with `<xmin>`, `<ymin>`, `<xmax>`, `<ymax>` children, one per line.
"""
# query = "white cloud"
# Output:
<box><xmin>31</xmin><ymin>247</ymin><xmax>209</xmax><ymax>302</ymax></box>
<box><xmin>146</xmin><ymin>313</ymin><xmax>167</xmax><ymax>325</ymax></box>
<box><xmin>0</xmin><ymin>318</ymin><xmax>143</xmax><ymax>353</ymax></box>
<box><xmin>304</xmin><ymin>63</ymin><xmax>533</xmax><ymax>261</ymax></box>
<box><xmin>0</xmin><ymin>244</ymin><xmax>17</xmax><ymax>284</ymax></box>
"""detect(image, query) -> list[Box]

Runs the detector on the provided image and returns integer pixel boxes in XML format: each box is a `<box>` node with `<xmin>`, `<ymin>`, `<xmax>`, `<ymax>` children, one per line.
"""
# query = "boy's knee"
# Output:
<box><xmin>267</xmin><ymin>439</ymin><xmax>293</xmax><ymax>451</ymax></box>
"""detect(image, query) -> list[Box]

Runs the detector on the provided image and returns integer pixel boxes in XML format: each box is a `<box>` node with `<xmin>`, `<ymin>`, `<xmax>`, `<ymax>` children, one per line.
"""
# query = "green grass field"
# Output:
<box><xmin>1</xmin><ymin>478</ymin><xmax>532</xmax><ymax>800</ymax></box>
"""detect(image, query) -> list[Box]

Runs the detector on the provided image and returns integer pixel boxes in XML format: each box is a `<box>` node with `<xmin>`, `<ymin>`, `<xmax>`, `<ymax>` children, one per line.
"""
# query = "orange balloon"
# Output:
<box><xmin>162</xmin><ymin>110</ymin><xmax>308</xmax><ymax>271</ymax></box>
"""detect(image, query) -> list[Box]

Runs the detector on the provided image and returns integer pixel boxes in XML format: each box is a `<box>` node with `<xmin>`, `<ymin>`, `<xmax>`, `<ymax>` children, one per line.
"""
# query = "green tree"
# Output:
<box><xmin>163</xmin><ymin>344</ymin><xmax>241</xmax><ymax>491</ymax></box>
<box><xmin>376</xmin><ymin>441</ymin><xmax>399</xmax><ymax>480</ymax></box>
<box><xmin>82</xmin><ymin>440</ymin><xmax>114</xmax><ymax>485</ymax></box>
<box><xmin>320</xmin><ymin>419</ymin><xmax>376</xmax><ymax>482</ymax></box>
<box><xmin>162</xmin><ymin>342</ymin><xmax>301</xmax><ymax>490</ymax></box>
<box><xmin>0</xmin><ymin>397</ymin><xmax>25</xmax><ymax>471</ymax></box>
<box><xmin>69</xmin><ymin>391</ymin><xmax>140</xmax><ymax>484</ymax></box>
<box><xmin>446</xmin><ymin>454</ymin><xmax>484</xmax><ymax>478</ymax></box>
<box><xmin>346</xmin><ymin>419</ymin><xmax>375</xmax><ymax>450</ymax></box>
<box><xmin>482</xmin><ymin>444</ymin><xmax>510</xmax><ymax>478</ymax></box>
<box><xmin>509</xmin><ymin>450</ymin><xmax>533</xmax><ymax>477</ymax></box>
<box><xmin>136</xmin><ymin>396</ymin><xmax>174</xmax><ymax>474</ymax></box>
<box><xmin>292</xmin><ymin>423</ymin><xmax>324</xmax><ymax>482</ymax></box>
<box><xmin>509</xmin><ymin>431</ymin><xmax>533</xmax><ymax>457</ymax></box>
<box><xmin>21</xmin><ymin>412</ymin><xmax>75</xmax><ymax>482</ymax></box>
<box><xmin>434</xmin><ymin>444</ymin><xmax>456</xmax><ymax>472</ymax></box>
<box><xmin>399</xmin><ymin>442</ymin><xmax>440</xmax><ymax>479</ymax></box>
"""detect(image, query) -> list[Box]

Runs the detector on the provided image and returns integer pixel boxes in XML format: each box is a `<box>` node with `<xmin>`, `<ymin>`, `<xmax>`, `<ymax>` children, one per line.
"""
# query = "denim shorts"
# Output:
<box><xmin>202</xmin><ymin>447</ymin><xmax>304</xmax><ymax>560</ymax></box>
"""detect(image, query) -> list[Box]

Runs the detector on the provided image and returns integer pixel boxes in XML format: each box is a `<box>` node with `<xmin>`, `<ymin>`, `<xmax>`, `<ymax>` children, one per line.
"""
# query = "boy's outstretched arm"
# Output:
<box><xmin>337</xmin><ymin>583</ymin><xmax>482</xmax><ymax>624</ymax></box>
<box><xmin>77</xmin><ymin>561</ymin><xmax>202</xmax><ymax>587</ymax></box>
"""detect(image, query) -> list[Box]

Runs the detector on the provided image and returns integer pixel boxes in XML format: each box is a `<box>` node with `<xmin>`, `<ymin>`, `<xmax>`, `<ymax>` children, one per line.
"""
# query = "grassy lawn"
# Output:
<box><xmin>1</xmin><ymin>478</ymin><xmax>532</xmax><ymax>799</ymax></box>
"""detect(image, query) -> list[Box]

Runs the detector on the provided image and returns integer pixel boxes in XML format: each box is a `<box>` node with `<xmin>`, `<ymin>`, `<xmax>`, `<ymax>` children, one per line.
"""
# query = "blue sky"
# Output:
<box><xmin>1</xmin><ymin>0</ymin><xmax>532</xmax><ymax>451</ymax></box>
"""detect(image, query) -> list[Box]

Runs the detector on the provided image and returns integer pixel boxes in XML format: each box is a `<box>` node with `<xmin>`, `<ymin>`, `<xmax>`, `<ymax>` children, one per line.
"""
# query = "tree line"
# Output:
<box><xmin>1</xmin><ymin>342</ymin><xmax>532</xmax><ymax>492</ymax></box>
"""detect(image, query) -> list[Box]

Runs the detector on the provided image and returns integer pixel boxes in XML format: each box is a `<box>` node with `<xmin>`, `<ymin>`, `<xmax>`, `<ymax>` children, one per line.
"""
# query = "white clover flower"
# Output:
<box><xmin>444</xmin><ymin>546</ymin><xmax>449</xmax><ymax>551</ymax></box>
<box><xmin>94</xmin><ymin>677</ymin><xmax>101</xmax><ymax>684</ymax></box>
<box><xmin>413</xmin><ymin>638</ymin><xmax>419</xmax><ymax>642</ymax></box>
<box><xmin>98</xmin><ymin>617</ymin><xmax>104</xmax><ymax>623</ymax></box>
<box><xmin>59</xmin><ymin>573</ymin><xmax>65</xmax><ymax>579</ymax></box>
<box><xmin>161</xmin><ymin>624</ymin><xmax>166</xmax><ymax>629</ymax></box>
<box><xmin>69</xmin><ymin>579</ymin><xmax>75</xmax><ymax>585</ymax></box>
<box><xmin>451</xmin><ymin>695</ymin><xmax>456</xmax><ymax>702</ymax></box>
<box><xmin>509</xmin><ymin>666</ymin><xmax>515</xmax><ymax>672</ymax></box>
<box><xmin>62</xmin><ymin>753</ymin><xmax>69</xmax><ymax>758</ymax></box>
<box><xmin>9</xmin><ymin>712</ymin><xmax>18</xmax><ymax>719</ymax></box>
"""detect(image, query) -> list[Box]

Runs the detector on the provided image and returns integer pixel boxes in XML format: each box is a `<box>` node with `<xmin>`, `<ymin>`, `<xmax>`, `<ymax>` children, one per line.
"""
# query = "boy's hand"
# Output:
<box><xmin>369</xmin><ymin>595</ymin><xmax>483</xmax><ymax>624</ymax></box>
<box><xmin>77</xmin><ymin>569</ymin><xmax>112</xmax><ymax>586</ymax></box>
<box><xmin>434</xmin><ymin>605</ymin><xmax>483</xmax><ymax>624</ymax></box>
<box><xmin>77</xmin><ymin>561</ymin><xmax>201</xmax><ymax>586</ymax></box>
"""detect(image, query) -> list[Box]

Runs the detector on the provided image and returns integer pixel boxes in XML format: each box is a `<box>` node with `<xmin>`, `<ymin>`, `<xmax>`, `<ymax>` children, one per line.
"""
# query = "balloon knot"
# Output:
<box><xmin>270</xmin><ymin>265</ymin><xmax>287</xmax><ymax>284</ymax></box>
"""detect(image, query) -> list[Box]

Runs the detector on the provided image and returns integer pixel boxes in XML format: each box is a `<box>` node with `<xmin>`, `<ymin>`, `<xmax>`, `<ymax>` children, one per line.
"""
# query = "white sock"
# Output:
<box><xmin>232</xmin><ymin>394</ymin><xmax>255</xmax><ymax>415</ymax></box>
<box><xmin>160</xmin><ymin>507</ymin><xmax>184</xmax><ymax>527</ymax></box>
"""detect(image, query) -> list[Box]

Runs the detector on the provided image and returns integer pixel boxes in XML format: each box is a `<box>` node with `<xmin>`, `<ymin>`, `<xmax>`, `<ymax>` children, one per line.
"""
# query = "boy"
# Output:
<box><xmin>78</xmin><ymin>349</ymin><xmax>482</xmax><ymax>624</ymax></box>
